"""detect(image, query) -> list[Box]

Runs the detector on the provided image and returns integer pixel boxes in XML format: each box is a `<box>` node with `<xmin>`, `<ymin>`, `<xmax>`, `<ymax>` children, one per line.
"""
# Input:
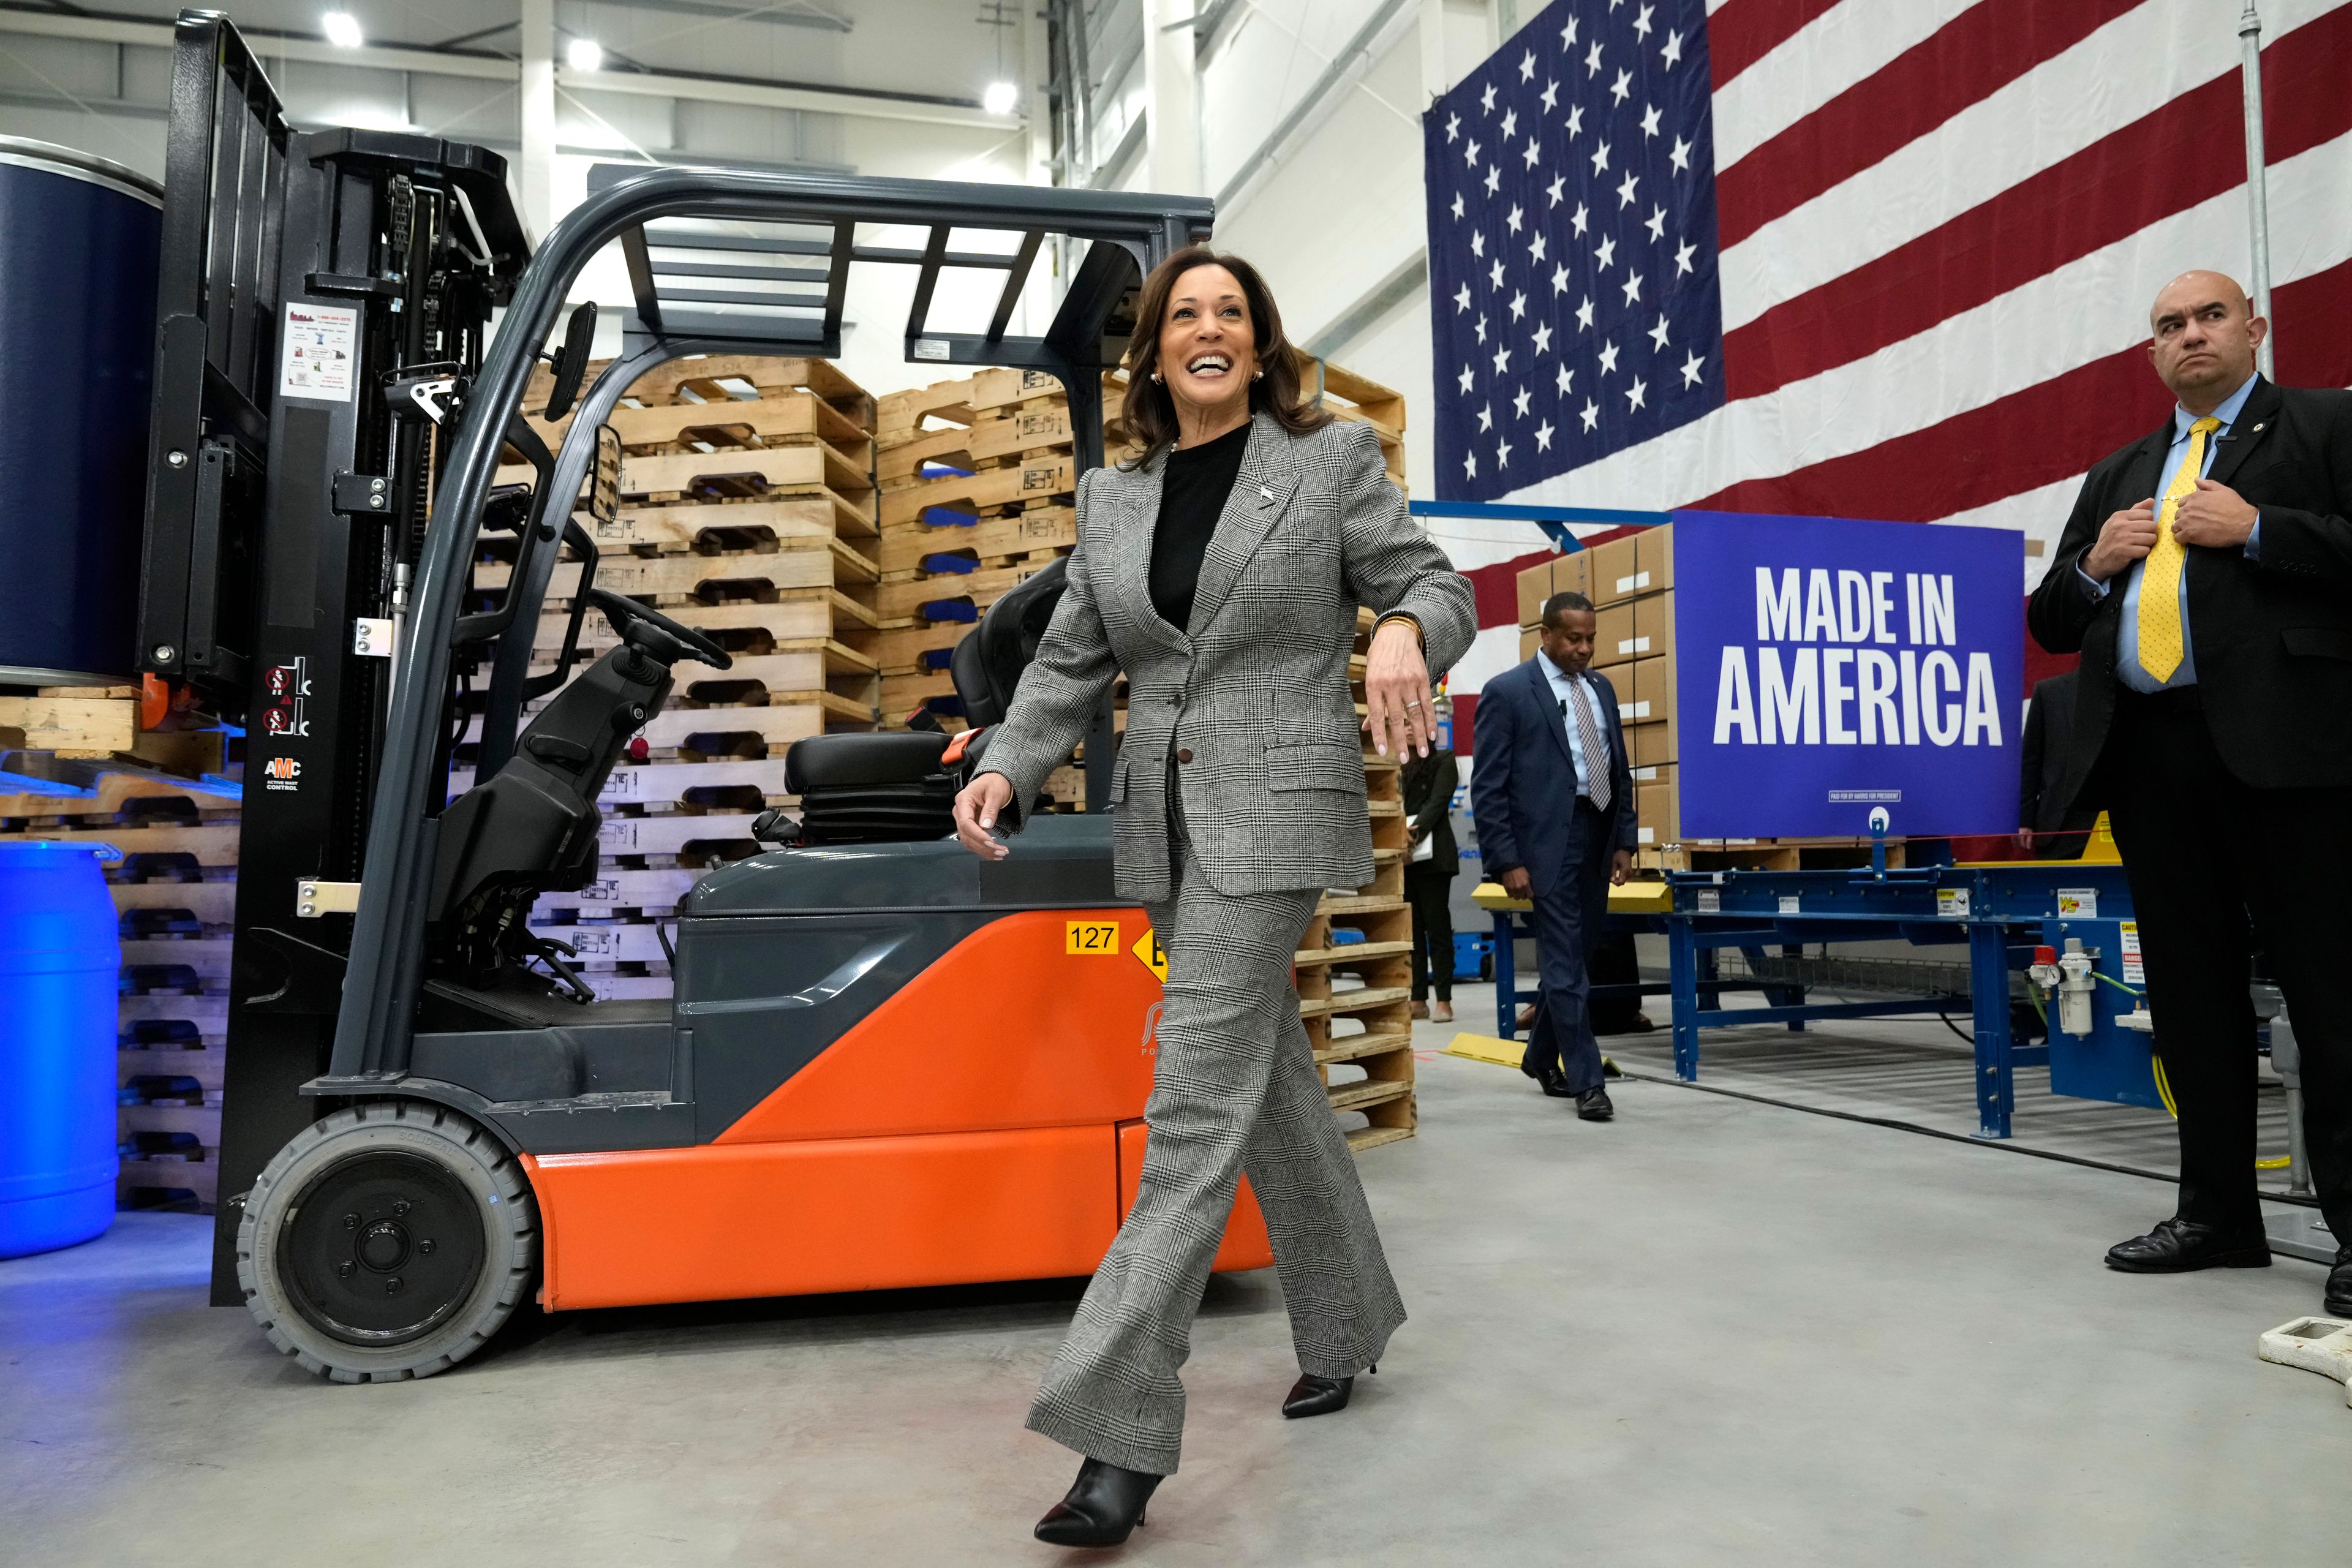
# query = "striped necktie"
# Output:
<box><xmin>1568</xmin><ymin>677</ymin><xmax>1611</xmax><ymax>811</ymax></box>
<box><xmin>2136</xmin><ymin>415</ymin><xmax>2222</xmax><ymax>684</ymax></box>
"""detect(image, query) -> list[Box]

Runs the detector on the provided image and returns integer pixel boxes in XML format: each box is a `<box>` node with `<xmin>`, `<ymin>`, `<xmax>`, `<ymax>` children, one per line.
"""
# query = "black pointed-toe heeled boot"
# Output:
<box><xmin>1033</xmin><ymin>1456</ymin><xmax>1161</xmax><ymax>1547</ymax></box>
<box><xmin>1281</xmin><ymin>1362</ymin><xmax>1375</xmax><ymax>1419</ymax></box>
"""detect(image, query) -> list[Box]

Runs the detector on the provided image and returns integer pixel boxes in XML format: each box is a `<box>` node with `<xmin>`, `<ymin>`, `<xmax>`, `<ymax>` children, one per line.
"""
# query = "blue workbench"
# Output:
<box><xmin>1477</xmin><ymin>861</ymin><xmax>2149</xmax><ymax>1138</ymax></box>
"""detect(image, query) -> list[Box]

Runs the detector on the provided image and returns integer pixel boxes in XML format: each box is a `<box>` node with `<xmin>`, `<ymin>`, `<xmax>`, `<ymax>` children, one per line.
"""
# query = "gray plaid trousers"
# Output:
<box><xmin>1025</xmin><ymin>843</ymin><xmax>1408</xmax><ymax>1475</ymax></box>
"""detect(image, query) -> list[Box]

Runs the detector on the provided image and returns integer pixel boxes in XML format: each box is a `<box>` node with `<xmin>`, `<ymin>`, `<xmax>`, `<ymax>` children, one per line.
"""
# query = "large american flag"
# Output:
<box><xmin>1430</xmin><ymin>0</ymin><xmax>2352</xmax><ymax>743</ymax></box>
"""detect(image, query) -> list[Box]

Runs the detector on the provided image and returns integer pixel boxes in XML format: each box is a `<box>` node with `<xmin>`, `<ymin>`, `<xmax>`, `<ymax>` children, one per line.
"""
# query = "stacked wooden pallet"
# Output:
<box><xmin>1294</xmin><ymin>609</ymin><xmax>1418</xmax><ymax>1153</ymax></box>
<box><xmin>0</xmin><ymin>687</ymin><xmax>239</xmax><ymax>1210</ymax></box>
<box><xmin>492</xmin><ymin>353</ymin><xmax>883</xmax><ymax>999</ymax></box>
<box><xmin>872</xmin><ymin>367</ymin><xmax>1085</xmax><ymax>729</ymax></box>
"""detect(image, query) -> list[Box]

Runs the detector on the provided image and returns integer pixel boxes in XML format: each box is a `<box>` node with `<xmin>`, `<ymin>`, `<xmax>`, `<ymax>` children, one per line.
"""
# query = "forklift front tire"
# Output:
<box><xmin>236</xmin><ymin>1100</ymin><xmax>539</xmax><ymax>1384</ymax></box>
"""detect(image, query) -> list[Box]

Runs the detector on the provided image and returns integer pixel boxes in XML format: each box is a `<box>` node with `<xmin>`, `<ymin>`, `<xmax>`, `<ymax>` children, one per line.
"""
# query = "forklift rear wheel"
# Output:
<box><xmin>236</xmin><ymin>1100</ymin><xmax>538</xmax><ymax>1384</ymax></box>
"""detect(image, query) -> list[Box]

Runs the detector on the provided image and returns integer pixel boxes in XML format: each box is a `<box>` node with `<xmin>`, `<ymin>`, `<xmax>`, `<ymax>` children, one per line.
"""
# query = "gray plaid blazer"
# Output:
<box><xmin>976</xmin><ymin>410</ymin><xmax>1477</xmax><ymax>901</ymax></box>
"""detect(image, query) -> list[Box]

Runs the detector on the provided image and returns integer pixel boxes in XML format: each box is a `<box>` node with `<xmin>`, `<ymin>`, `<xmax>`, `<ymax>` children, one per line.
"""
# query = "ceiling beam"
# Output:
<box><xmin>0</xmin><ymin>7</ymin><xmax>1025</xmax><ymax>130</ymax></box>
<box><xmin>559</xmin><ymin>67</ymin><xmax>1022</xmax><ymax>132</ymax></box>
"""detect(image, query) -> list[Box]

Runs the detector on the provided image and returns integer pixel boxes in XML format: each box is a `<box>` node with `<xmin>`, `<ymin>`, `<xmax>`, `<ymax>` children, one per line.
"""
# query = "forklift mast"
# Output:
<box><xmin>137</xmin><ymin>11</ymin><xmax>1214</xmax><ymax>1305</ymax></box>
<box><xmin>134</xmin><ymin>11</ymin><xmax>530</xmax><ymax>1298</ymax></box>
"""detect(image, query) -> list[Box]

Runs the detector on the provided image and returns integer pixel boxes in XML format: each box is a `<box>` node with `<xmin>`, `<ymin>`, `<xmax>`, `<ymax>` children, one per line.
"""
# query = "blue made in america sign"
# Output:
<box><xmin>1670</xmin><ymin>511</ymin><xmax>2024</xmax><ymax>840</ymax></box>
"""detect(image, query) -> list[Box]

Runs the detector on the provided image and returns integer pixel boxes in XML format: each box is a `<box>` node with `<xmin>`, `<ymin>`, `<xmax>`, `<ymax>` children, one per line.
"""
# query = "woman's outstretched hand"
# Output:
<box><xmin>1363</xmin><ymin>620</ymin><xmax>1436</xmax><ymax>759</ymax></box>
<box><xmin>952</xmin><ymin>771</ymin><xmax>1016</xmax><ymax>859</ymax></box>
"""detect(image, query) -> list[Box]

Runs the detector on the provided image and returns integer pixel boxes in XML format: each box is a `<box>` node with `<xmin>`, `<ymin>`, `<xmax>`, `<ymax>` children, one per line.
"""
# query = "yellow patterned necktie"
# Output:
<box><xmin>2135</xmin><ymin>415</ymin><xmax>2222</xmax><ymax>683</ymax></box>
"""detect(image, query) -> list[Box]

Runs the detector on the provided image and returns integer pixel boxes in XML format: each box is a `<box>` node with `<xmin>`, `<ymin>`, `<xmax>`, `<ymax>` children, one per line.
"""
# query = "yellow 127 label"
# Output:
<box><xmin>1065</xmin><ymin>920</ymin><xmax>1120</xmax><ymax>955</ymax></box>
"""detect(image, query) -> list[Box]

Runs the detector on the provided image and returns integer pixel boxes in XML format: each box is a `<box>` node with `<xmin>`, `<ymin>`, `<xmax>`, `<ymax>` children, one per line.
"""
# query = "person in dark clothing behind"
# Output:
<box><xmin>2016</xmin><ymin>669</ymin><xmax>2100</xmax><ymax>859</ymax></box>
<box><xmin>1401</xmin><ymin>733</ymin><xmax>1458</xmax><ymax>1024</ymax></box>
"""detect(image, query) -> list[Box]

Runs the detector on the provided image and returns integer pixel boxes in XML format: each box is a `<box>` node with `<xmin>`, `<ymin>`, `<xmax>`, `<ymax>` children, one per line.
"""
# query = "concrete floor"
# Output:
<box><xmin>7</xmin><ymin>991</ymin><xmax>2351</xmax><ymax>1567</ymax></box>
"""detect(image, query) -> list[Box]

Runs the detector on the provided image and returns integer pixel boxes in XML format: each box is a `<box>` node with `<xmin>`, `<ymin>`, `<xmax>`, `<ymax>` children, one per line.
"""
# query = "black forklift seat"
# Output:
<box><xmin>949</xmin><ymin>556</ymin><xmax>1068</xmax><ymax>729</ymax></box>
<box><xmin>782</xmin><ymin>559</ymin><xmax>1069</xmax><ymax>840</ymax></box>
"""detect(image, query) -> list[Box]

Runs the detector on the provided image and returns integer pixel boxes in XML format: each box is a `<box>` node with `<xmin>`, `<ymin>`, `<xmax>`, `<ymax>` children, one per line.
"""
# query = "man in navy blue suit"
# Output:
<box><xmin>1471</xmin><ymin>590</ymin><xmax>1638</xmax><ymax>1120</ymax></box>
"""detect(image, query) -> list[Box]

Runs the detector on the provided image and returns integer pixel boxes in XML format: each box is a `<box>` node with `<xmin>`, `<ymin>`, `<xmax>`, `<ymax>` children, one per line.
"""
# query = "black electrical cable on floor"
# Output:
<box><xmin>1607</xmin><ymin>1066</ymin><xmax>2323</xmax><ymax>1209</ymax></box>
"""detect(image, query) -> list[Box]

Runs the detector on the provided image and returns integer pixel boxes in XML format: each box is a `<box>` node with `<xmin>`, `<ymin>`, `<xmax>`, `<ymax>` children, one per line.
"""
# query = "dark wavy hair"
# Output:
<box><xmin>1119</xmin><ymin>245</ymin><xmax>1331</xmax><ymax>465</ymax></box>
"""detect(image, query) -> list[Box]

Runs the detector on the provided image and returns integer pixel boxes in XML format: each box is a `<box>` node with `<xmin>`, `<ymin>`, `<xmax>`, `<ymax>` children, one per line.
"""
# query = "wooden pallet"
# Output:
<box><xmin>1635</xmin><ymin>837</ymin><xmax>1910</xmax><ymax>873</ymax></box>
<box><xmin>875</xmin><ymin>560</ymin><xmax>1064</xmax><ymax>623</ymax></box>
<box><xmin>0</xmin><ymin>763</ymin><xmax>245</xmax><ymax>1213</ymax></box>
<box><xmin>879</xmin><ymin>454</ymin><xmax>1075</xmax><ymax>529</ymax></box>
<box><xmin>1283</xmin><ymin>748</ymin><xmax>1416</xmax><ymax>1153</ymax></box>
<box><xmin>875</xmin><ymin>507</ymin><xmax>1075</xmax><ymax>575</ymax></box>
<box><xmin>479</xmin><ymin>535</ymin><xmax>878</xmax><ymax>601</ymax></box>
<box><xmin>588</xmin><ymin>495</ymin><xmax>879</xmax><ymax>554</ymax></box>
<box><xmin>0</xmin><ymin>691</ymin><xmax>140</xmax><ymax>756</ymax></box>
<box><xmin>879</xmin><ymin>404</ymin><xmax>1074</xmax><ymax>486</ymax></box>
<box><xmin>526</xmin><ymin>353</ymin><xmax>873</xmax><ymax>435</ymax></box>
<box><xmin>876</xmin><ymin>374</ymin><xmax>978</xmax><ymax>442</ymax></box>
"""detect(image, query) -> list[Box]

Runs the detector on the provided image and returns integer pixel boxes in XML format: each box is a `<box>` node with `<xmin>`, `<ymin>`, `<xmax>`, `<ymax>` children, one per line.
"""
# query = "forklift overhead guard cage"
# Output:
<box><xmin>323</xmin><ymin>164</ymin><xmax>1215</xmax><ymax>1095</ymax></box>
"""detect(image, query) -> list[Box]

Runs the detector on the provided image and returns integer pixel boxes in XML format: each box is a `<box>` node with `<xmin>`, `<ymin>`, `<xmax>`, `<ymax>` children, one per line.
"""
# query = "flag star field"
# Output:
<box><xmin>1424</xmin><ymin>0</ymin><xmax>1723</xmax><ymax>500</ymax></box>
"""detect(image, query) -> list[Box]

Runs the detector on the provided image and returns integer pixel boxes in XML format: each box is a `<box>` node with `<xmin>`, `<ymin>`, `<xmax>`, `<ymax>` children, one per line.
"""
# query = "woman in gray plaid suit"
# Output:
<box><xmin>953</xmin><ymin>246</ymin><xmax>1476</xmax><ymax>1547</ymax></box>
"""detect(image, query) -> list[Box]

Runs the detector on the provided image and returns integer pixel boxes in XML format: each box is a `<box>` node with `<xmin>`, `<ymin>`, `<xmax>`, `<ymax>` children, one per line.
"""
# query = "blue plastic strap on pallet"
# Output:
<box><xmin>919</xmin><ymin>552</ymin><xmax>979</xmax><ymax>576</ymax></box>
<box><xmin>919</xmin><ymin>648</ymin><xmax>956</xmax><ymax>671</ymax></box>
<box><xmin>920</xmin><ymin>462</ymin><xmax>976</xmax><ymax>480</ymax></box>
<box><xmin>920</xmin><ymin>598</ymin><xmax>979</xmax><ymax>624</ymax></box>
<box><xmin>920</xmin><ymin>507</ymin><xmax>981</xmax><ymax>530</ymax></box>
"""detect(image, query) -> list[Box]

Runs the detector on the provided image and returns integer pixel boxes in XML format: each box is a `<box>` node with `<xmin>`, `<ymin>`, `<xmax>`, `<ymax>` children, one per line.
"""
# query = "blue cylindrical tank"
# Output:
<box><xmin>0</xmin><ymin>138</ymin><xmax>162</xmax><ymax>684</ymax></box>
<box><xmin>0</xmin><ymin>841</ymin><xmax>125</xmax><ymax>1258</ymax></box>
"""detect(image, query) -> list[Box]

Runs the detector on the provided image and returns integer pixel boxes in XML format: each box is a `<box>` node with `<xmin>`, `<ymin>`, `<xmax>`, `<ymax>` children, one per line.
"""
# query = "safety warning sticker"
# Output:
<box><xmin>1065</xmin><ymin>919</ymin><xmax>1118</xmax><ymax>955</ymax></box>
<box><xmin>1132</xmin><ymin>928</ymin><xmax>1167</xmax><ymax>982</ymax></box>
<box><xmin>2057</xmin><ymin>888</ymin><xmax>2098</xmax><ymax>919</ymax></box>
<box><xmin>2119</xmin><ymin>921</ymin><xmax>2143</xmax><ymax>985</ymax></box>
<box><xmin>1936</xmin><ymin>888</ymin><xmax>1970</xmax><ymax>919</ymax></box>
<box><xmin>281</xmin><ymin>302</ymin><xmax>359</xmax><ymax>401</ymax></box>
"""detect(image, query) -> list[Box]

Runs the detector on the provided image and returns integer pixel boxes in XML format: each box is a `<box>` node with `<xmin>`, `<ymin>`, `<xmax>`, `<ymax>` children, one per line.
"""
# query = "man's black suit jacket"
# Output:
<box><xmin>2019</xmin><ymin>671</ymin><xmax>2098</xmax><ymax>855</ymax></box>
<box><xmin>2026</xmin><ymin>377</ymin><xmax>2352</xmax><ymax>815</ymax></box>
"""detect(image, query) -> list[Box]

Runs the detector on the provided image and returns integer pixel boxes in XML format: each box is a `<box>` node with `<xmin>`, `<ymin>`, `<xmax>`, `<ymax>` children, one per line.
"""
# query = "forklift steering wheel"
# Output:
<box><xmin>586</xmin><ymin>587</ymin><xmax>733</xmax><ymax>671</ymax></box>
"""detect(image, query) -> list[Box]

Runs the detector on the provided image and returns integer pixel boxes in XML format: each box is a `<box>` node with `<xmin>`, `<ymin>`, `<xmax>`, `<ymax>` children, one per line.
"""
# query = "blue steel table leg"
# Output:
<box><xmin>1784</xmin><ymin>942</ymin><xmax>1806</xmax><ymax>1031</ymax></box>
<box><xmin>1969</xmin><ymin>922</ymin><xmax>2016</xmax><ymax>1139</ymax></box>
<box><xmin>1493</xmin><ymin>908</ymin><xmax>1516</xmax><ymax>1040</ymax></box>
<box><xmin>1669</xmin><ymin>913</ymin><xmax>1701</xmax><ymax>1080</ymax></box>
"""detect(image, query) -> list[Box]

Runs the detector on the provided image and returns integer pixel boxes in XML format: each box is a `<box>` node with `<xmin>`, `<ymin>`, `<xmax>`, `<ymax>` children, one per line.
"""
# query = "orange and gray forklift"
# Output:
<box><xmin>141</xmin><ymin>10</ymin><xmax>1267</xmax><ymax>1382</ymax></box>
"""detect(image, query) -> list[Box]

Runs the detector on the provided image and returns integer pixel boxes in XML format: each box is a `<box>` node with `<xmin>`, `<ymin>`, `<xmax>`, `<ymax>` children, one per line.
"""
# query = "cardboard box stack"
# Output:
<box><xmin>1514</xmin><ymin>525</ymin><xmax>1679</xmax><ymax>857</ymax></box>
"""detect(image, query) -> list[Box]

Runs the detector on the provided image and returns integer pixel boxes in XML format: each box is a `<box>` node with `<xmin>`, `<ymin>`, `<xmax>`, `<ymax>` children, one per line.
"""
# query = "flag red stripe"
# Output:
<box><xmin>1721</xmin><ymin>7</ymin><xmax>2352</xmax><ymax>401</ymax></box>
<box><xmin>1686</xmin><ymin>255</ymin><xmax>2352</xmax><ymax>520</ymax></box>
<box><xmin>1705</xmin><ymin>0</ymin><xmax>1844</xmax><ymax>90</ymax></box>
<box><xmin>1452</xmin><ymin>692</ymin><xmax>1480</xmax><ymax>756</ymax></box>
<box><xmin>1716</xmin><ymin>0</ymin><xmax>2145</xmax><ymax>249</ymax></box>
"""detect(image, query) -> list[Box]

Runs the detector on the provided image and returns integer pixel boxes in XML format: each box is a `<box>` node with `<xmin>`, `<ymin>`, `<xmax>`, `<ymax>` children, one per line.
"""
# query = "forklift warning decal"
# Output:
<box><xmin>262</xmin><ymin>657</ymin><xmax>311</xmax><ymax>739</ymax></box>
<box><xmin>279</xmin><ymin>303</ymin><xmax>359</xmax><ymax>402</ymax></box>
<box><xmin>1065</xmin><ymin>920</ymin><xmax>1120</xmax><ymax>955</ymax></box>
<box><xmin>1133</xmin><ymin>929</ymin><xmax>1168</xmax><ymax>982</ymax></box>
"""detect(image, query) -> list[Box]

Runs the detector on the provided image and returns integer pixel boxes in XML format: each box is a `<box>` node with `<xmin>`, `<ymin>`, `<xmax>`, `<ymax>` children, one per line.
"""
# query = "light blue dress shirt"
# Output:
<box><xmin>1536</xmin><ymin>648</ymin><xmax>1610</xmax><ymax>798</ymax></box>
<box><xmin>2080</xmin><ymin>373</ymin><xmax>2261</xmax><ymax>692</ymax></box>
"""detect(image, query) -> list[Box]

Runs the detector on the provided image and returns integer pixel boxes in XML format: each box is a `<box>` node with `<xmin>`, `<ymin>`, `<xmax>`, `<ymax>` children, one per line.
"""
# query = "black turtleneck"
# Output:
<box><xmin>1147</xmin><ymin>420</ymin><xmax>1251</xmax><ymax>631</ymax></box>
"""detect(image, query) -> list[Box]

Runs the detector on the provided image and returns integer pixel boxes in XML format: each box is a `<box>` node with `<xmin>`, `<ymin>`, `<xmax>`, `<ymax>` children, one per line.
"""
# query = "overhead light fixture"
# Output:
<box><xmin>321</xmin><ymin>12</ymin><xmax>363</xmax><ymax>48</ymax></box>
<box><xmin>982</xmin><ymin>81</ymin><xmax>1018</xmax><ymax>116</ymax></box>
<box><xmin>566</xmin><ymin>37</ymin><xmax>603</xmax><ymax>72</ymax></box>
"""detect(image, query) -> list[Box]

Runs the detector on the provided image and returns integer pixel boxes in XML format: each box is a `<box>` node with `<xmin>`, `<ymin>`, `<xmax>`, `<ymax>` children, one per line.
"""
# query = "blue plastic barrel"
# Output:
<box><xmin>0</xmin><ymin>842</ymin><xmax>124</xmax><ymax>1258</ymax></box>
